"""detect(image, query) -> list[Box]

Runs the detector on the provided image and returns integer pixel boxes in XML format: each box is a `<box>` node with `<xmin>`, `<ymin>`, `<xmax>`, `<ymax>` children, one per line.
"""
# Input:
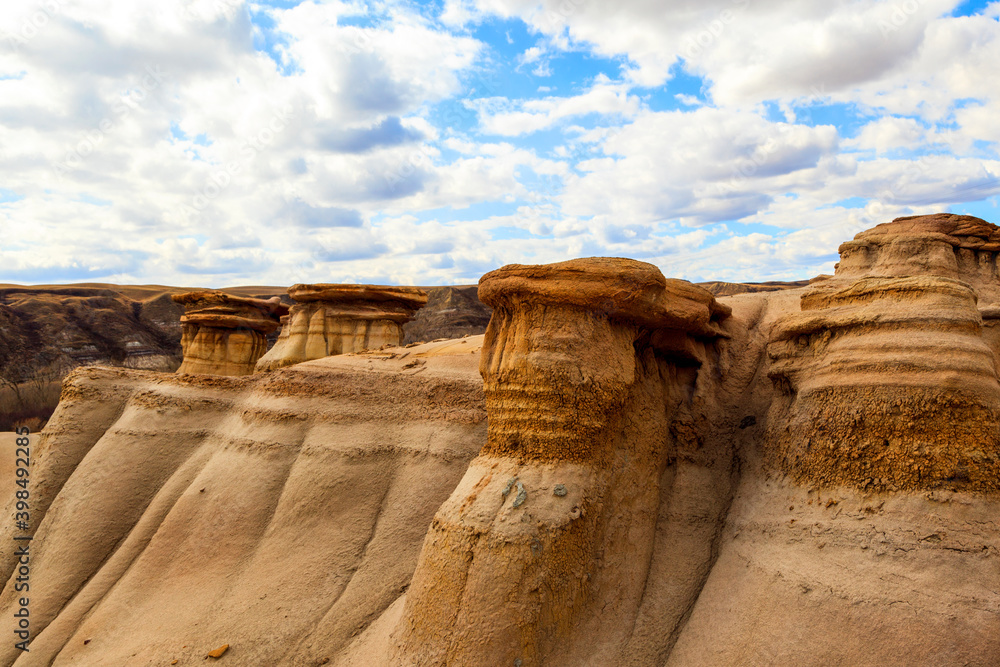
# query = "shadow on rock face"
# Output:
<box><xmin>255</xmin><ymin>284</ymin><xmax>428</xmax><ymax>372</ymax></box>
<box><xmin>3</xmin><ymin>215</ymin><xmax>1000</xmax><ymax>666</ymax></box>
<box><xmin>385</xmin><ymin>257</ymin><xmax>737</xmax><ymax>666</ymax></box>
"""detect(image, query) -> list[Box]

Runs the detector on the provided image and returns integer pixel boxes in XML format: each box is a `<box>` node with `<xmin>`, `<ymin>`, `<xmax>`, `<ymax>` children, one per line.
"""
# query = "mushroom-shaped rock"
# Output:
<box><xmin>172</xmin><ymin>291</ymin><xmax>288</xmax><ymax>376</ymax></box>
<box><xmin>388</xmin><ymin>257</ymin><xmax>731</xmax><ymax>665</ymax></box>
<box><xmin>476</xmin><ymin>257</ymin><xmax>730</xmax><ymax>461</ymax></box>
<box><xmin>670</xmin><ymin>217</ymin><xmax>1000</xmax><ymax>665</ymax></box>
<box><xmin>767</xmin><ymin>215</ymin><xmax>1000</xmax><ymax>492</ymax></box>
<box><xmin>254</xmin><ymin>284</ymin><xmax>427</xmax><ymax>371</ymax></box>
<box><xmin>837</xmin><ymin>213</ymin><xmax>1000</xmax><ymax>302</ymax></box>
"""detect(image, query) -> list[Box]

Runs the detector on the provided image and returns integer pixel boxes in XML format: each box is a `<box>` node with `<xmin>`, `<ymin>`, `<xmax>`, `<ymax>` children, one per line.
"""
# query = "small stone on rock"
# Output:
<box><xmin>207</xmin><ymin>644</ymin><xmax>229</xmax><ymax>658</ymax></box>
<box><xmin>513</xmin><ymin>481</ymin><xmax>527</xmax><ymax>508</ymax></box>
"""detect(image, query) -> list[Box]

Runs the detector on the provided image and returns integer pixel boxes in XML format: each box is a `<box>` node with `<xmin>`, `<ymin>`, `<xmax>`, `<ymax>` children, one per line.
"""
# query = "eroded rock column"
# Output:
<box><xmin>388</xmin><ymin>257</ymin><xmax>729</xmax><ymax>666</ymax></box>
<box><xmin>254</xmin><ymin>284</ymin><xmax>427</xmax><ymax>371</ymax></box>
<box><xmin>766</xmin><ymin>214</ymin><xmax>1000</xmax><ymax>492</ymax></box>
<box><xmin>667</xmin><ymin>214</ymin><xmax>1000</xmax><ymax>666</ymax></box>
<box><xmin>172</xmin><ymin>291</ymin><xmax>287</xmax><ymax>376</ymax></box>
<box><xmin>836</xmin><ymin>212</ymin><xmax>1000</xmax><ymax>302</ymax></box>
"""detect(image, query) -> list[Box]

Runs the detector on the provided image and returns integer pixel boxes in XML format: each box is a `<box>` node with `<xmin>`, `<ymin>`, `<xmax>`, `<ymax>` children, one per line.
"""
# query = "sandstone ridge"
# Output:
<box><xmin>2</xmin><ymin>215</ymin><xmax>999</xmax><ymax>666</ymax></box>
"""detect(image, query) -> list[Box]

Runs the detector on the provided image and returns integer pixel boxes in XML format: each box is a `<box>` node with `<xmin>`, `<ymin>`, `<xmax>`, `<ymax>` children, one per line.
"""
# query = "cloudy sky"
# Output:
<box><xmin>1</xmin><ymin>0</ymin><xmax>998</xmax><ymax>287</ymax></box>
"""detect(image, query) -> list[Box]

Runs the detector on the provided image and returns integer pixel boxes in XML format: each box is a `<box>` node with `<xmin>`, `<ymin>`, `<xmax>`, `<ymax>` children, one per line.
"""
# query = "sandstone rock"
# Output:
<box><xmin>837</xmin><ymin>213</ymin><xmax>1000</xmax><ymax>302</ymax></box>
<box><xmin>669</xmin><ymin>216</ymin><xmax>1000</xmax><ymax>665</ymax></box>
<box><xmin>389</xmin><ymin>257</ymin><xmax>732</xmax><ymax>664</ymax></box>
<box><xmin>0</xmin><ymin>341</ymin><xmax>486</xmax><ymax>666</ymax></box>
<box><xmin>5</xmin><ymin>222</ymin><xmax>1000</xmax><ymax>666</ymax></box>
<box><xmin>254</xmin><ymin>284</ymin><xmax>427</xmax><ymax>372</ymax></box>
<box><xmin>767</xmin><ymin>214</ymin><xmax>1000</xmax><ymax>493</ymax></box>
<box><xmin>172</xmin><ymin>291</ymin><xmax>287</xmax><ymax>376</ymax></box>
<box><xmin>207</xmin><ymin>644</ymin><xmax>229</xmax><ymax>658</ymax></box>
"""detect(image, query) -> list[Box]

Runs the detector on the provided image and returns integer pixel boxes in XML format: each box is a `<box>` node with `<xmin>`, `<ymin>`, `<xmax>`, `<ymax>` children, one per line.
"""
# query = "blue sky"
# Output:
<box><xmin>0</xmin><ymin>0</ymin><xmax>999</xmax><ymax>286</ymax></box>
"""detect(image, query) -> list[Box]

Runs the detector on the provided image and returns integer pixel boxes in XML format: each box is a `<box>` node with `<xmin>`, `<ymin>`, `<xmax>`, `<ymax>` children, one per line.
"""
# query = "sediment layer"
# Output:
<box><xmin>255</xmin><ymin>284</ymin><xmax>427</xmax><ymax>372</ymax></box>
<box><xmin>172</xmin><ymin>291</ymin><xmax>287</xmax><ymax>375</ymax></box>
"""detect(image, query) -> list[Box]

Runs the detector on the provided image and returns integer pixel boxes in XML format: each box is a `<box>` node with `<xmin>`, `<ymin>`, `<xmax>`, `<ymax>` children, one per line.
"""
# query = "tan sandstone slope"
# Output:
<box><xmin>0</xmin><ymin>339</ymin><xmax>486</xmax><ymax>666</ymax></box>
<box><xmin>1</xmin><ymin>213</ymin><xmax>998</xmax><ymax>666</ymax></box>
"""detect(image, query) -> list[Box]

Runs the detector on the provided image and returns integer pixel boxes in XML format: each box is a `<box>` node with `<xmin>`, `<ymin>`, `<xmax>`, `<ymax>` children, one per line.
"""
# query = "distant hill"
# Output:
<box><xmin>0</xmin><ymin>282</ymin><xmax>490</xmax><ymax>429</ymax></box>
<box><xmin>0</xmin><ymin>277</ymin><xmax>809</xmax><ymax>429</ymax></box>
<box><xmin>696</xmin><ymin>279</ymin><xmax>811</xmax><ymax>296</ymax></box>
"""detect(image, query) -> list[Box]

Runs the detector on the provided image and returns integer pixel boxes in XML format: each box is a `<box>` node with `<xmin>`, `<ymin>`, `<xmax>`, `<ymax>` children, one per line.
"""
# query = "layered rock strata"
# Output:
<box><xmin>3</xmin><ymin>215</ymin><xmax>1000</xmax><ymax>666</ymax></box>
<box><xmin>255</xmin><ymin>284</ymin><xmax>427</xmax><ymax>372</ymax></box>
<box><xmin>0</xmin><ymin>342</ymin><xmax>486</xmax><ymax>666</ymax></box>
<box><xmin>766</xmin><ymin>214</ymin><xmax>1000</xmax><ymax>493</ymax></box>
<box><xmin>669</xmin><ymin>215</ymin><xmax>1000</xmax><ymax>666</ymax></box>
<box><xmin>172</xmin><ymin>291</ymin><xmax>287</xmax><ymax>376</ymax></box>
<box><xmin>387</xmin><ymin>258</ymin><xmax>733</xmax><ymax>665</ymax></box>
<box><xmin>837</xmin><ymin>212</ymin><xmax>1000</xmax><ymax>302</ymax></box>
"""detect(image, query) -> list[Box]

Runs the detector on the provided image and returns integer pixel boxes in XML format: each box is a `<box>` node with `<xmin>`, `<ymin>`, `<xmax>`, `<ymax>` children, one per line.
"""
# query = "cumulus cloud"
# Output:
<box><xmin>0</xmin><ymin>0</ymin><xmax>998</xmax><ymax>287</ymax></box>
<box><xmin>848</xmin><ymin>117</ymin><xmax>926</xmax><ymax>154</ymax></box>
<box><xmin>559</xmin><ymin>107</ymin><xmax>840</xmax><ymax>226</ymax></box>
<box><xmin>472</xmin><ymin>76</ymin><xmax>641</xmax><ymax>135</ymax></box>
<box><xmin>0</xmin><ymin>0</ymin><xmax>490</xmax><ymax>285</ymax></box>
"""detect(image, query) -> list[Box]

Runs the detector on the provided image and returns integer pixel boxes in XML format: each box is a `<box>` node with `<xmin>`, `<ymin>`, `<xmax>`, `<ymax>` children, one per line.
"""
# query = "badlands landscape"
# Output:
<box><xmin>0</xmin><ymin>284</ymin><xmax>491</xmax><ymax>431</ymax></box>
<box><xmin>1</xmin><ymin>212</ymin><xmax>999</xmax><ymax>665</ymax></box>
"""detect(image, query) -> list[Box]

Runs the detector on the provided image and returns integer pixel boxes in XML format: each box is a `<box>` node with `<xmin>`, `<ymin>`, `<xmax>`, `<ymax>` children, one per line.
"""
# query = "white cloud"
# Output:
<box><xmin>559</xmin><ymin>107</ymin><xmax>840</xmax><ymax>226</ymax></box>
<box><xmin>847</xmin><ymin>116</ymin><xmax>926</xmax><ymax>154</ymax></box>
<box><xmin>473</xmin><ymin>76</ymin><xmax>641</xmax><ymax>135</ymax></box>
<box><xmin>1</xmin><ymin>0</ymin><xmax>998</xmax><ymax>287</ymax></box>
<box><xmin>518</xmin><ymin>44</ymin><xmax>544</xmax><ymax>65</ymax></box>
<box><xmin>0</xmin><ymin>0</ymin><xmax>493</xmax><ymax>285</ymax></box>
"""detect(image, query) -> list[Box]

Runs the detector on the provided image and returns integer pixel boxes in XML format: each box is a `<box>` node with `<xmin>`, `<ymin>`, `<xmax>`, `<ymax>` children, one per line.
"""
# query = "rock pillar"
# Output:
<box><xmin>766</xmin><ymin>214</ymin><xmax>1000</xmax><ymax>492</ymax></box>
<box><xmin>254</xmin><ymin>284</ymin><xmax>427</xmax><ymax>372</ymax></box>
<box><xmin>172</xmin><ymin>291</ymin><xmax>287</xmax><ymax>376</ymax></box>
<box><xmin>388</xmin><ymin>257</ymin><xmax>729</xmax><ymax>666</ymax></box>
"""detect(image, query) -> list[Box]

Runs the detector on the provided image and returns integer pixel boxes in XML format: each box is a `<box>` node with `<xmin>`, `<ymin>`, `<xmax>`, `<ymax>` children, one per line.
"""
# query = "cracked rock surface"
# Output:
<box><xmin>1</xmin><ymin>216</ymin><xmax>999</xmax><ymax>666</ymax></box>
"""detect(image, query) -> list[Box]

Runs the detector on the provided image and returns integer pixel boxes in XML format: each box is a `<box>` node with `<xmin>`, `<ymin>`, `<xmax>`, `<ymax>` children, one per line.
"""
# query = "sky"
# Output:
<box><xmin>1</xmin><ymin>0</ymin><xmax>999</xmax><ymax>287</ymax></box>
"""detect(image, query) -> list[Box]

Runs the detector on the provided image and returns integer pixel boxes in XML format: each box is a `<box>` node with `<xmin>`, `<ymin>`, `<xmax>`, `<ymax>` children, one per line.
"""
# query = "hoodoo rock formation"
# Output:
<box><xmin>385</xmin><ymin>258</ymin><xmax>734</xmax><ymax>665</ymax></box>
<box><xmin>2</xmin><ymin>214</ymin><xmax>999</xmax><ymax>666</ymax></box>
<box><xmin>172</xmin><ymin>291</ymin><xmax>288</xmax><ymax>375</ymax></box>
<box><xmin>255</xmin><ymin>284</ymin><xmax>427</xmax><ymax>372</ymax></box>
<box><xmin>767</xmin><ymin>214</ymin><xmax>1000</xmax><ymax>492</ymax></box>
<box><xmin>670</xmin><ymin>215</ymin><xmax>1000</xmax><ymax>665</ymax></box>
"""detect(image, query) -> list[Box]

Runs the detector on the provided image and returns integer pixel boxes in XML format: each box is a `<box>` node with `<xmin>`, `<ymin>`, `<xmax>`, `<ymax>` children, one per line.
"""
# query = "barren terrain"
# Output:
<box><xmin>0</xmin><ymin>214</ymin><xmax>996</xmax><ymax>665</ymax></box>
